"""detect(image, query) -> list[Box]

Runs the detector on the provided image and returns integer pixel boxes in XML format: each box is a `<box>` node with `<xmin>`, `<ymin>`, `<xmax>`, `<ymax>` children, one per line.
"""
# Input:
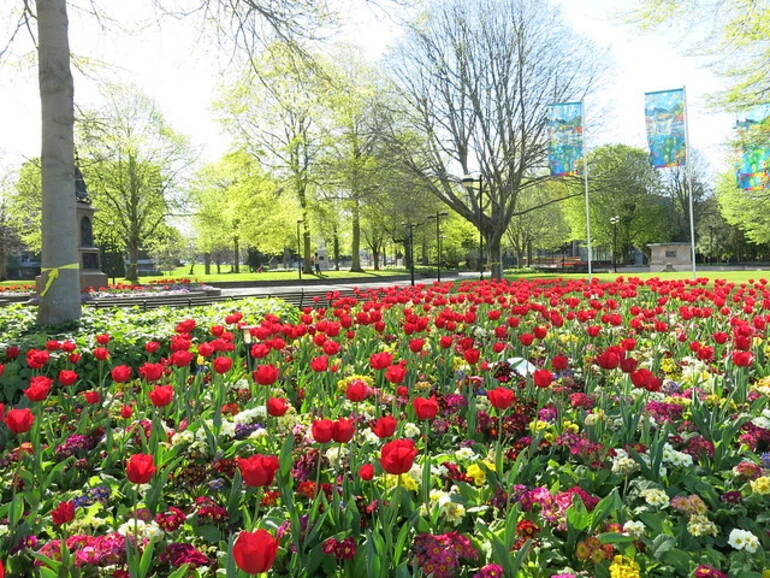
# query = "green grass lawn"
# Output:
<box><xmin>3</xmin><ymin>266</ymin><xmax>770</xmax><ymax>290</ymax></box>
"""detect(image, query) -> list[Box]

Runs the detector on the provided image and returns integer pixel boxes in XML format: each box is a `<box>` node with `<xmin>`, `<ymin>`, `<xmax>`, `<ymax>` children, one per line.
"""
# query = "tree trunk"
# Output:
<box><xmin>233</xmin><ymin>236</ymin><xmax>240</xmax><ymax>273</ymax></box>
<box><xmin>350</xmin><ymin>200</ymin><xmax>363</xmax><ymax>272</ymax></box>
<box><xmin>487</xmin><ymin>232</ymin><xmax>503</xmax><ymax>280</ymax></box>
<box><xmin>302</xmin><ymin>225</ymin><xmax>312</xmax><ymax>274</ymax></box>
<box><xmin>204</xmin><ymin>253</ymin><xmax>211</xmax><ymax>275</ymax></box>
<box><xmin>126</xmin><ymin>242</ymin><xmax>139</xmax><ymax>283</ymax></box>
<box><xmin>36</xmin><ymin>0</ymin><xmax>81</xmax><ymax>324</ymax></box>
<box><xmin>333</xmin><ymin>234</ymin><xmax>340</xmax><ymax>271</ymax></box>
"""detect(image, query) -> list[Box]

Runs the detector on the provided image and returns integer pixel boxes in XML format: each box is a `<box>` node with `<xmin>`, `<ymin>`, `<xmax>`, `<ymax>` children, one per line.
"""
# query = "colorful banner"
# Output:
<box><xmin>735</xmin><ymin>105</ymin><xmax>770</xmax><ymax>191</ymax></box>
<box><xmin>547</xmin><ymin>102</ymin><xmax>583</xmax><ymax>176</ymax></box>
<box><xmin>644</xmin><ymin>89</ymin><xmax>686</xmax><ymax>168</ymax></box>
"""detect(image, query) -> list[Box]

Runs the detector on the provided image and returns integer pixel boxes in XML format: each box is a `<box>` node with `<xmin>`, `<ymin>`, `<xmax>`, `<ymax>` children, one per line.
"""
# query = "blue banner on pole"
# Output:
<box><xmin>735</xmin><ymin>105</ymin><xmax>770</xmax><ymax>191</ymax></box>
<box><xmin>645</xmin><ymin>89</ymin><xmax>686</xmax><ymax>168</ymax></box>
<box><xmin>547</xmin><ymin>102</ymin><xmax>583</xmax><ymax>177</ymax></box>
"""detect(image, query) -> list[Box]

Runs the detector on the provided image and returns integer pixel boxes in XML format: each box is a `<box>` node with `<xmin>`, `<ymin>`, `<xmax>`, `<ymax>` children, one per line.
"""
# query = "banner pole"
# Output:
<box><xmin>683</xmin><ymin>85</ymin><xmax>697</xmax><ymax>278</ymax></box>
<box><xmin>583</xmin><ymin>101</ymin><xmax>592</xmax><ymax>280</ymax></box>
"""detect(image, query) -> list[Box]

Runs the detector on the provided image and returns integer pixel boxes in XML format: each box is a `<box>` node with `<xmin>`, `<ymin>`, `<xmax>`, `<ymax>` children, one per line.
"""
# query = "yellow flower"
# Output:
<box><xmin>660</xmin><ymin>358</ymin><xmax>677</xmax><ymax>375</ymax></box>
<box><xmin>750</xmin><ymin>476</ymin><xmax>770</xmax><ymax>495</ymax></box>
<box><xmin>466</xmin><ymin>460</ymin><xmax>495</xmax><ymax>486</ymax></box>
<box><xmin>561</xmin><ymin>419</ymin><xmax>579</xmax><ymax>434</ymax></box>
<box><xmin>384</xmin><ymin>474</ymin><xmax>419</xmax><ymax>492</ymax></box>
<box><xmin>609</xmin><ymin>555</ymin><xmax>641</xmax><ymax>578</ymax></box>
<box><xmin>528</xmin><ymin>420</ymin><xmax>551</xmax><ymax>433</ymax></box>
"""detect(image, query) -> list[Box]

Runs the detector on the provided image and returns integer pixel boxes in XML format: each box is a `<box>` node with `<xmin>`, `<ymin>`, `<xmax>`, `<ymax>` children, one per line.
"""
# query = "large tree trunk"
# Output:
<box><xmin>37</xmin><ymin>0</ymin><xmax>81</xmax><ymax>324</ymax></box>
<box><xmin>126</xmin><ymin>242</ymin><xmax>139</xmax><ymax>283</ymax></box>
<box><xmin>204</xmin><ymin>253</ymin><xmax>211</xmax><ymax>275</ymax></box>
<box><xmin>349</xmin><ymin>200</ymin><xmax>363</xmax><ymax>272</ymax></box>
<box><xmin>487</xmin><ymin>232</ymin><xmax>503</xmax><ymax>280</ymax></box>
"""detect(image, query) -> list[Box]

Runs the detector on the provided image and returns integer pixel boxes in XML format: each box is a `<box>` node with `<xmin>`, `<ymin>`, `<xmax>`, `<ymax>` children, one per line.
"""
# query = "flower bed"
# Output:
<box><xmin>1</xmin><ymin>276</ymin><xmax>769</xmax><ymax>577</ymax></box>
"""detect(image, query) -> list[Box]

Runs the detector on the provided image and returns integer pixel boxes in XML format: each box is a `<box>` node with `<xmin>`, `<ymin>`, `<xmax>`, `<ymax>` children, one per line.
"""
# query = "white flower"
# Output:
<box><xmin>639</xmin><ymin>488</ymin><xmax>669</xmax><ymax>508</ymax></box>
<box><xmin>623</xmin><ymin>520</ymin><xmax>645</xmax><ymax>538</ymax></box>
<box><xmin>117</xmin><ymin>519</ymin><xmax>164</xmax><ymax>540</ymax></box>
<box><xmin>728</xmin><ymin>528</ymin><xmax>759</xmax><ymax>553</ymax></box>
<box><xmin>248</xmin><ymin>428</ymin><xmax>268</xmax><ymax>441</ymax></box>
<box><xmin>234</xmin><ymin>406</ymin><xmax>266</xmax><ymax>425</ymax></box>
<box><xmin>687</xmin><ymin>515</ymin><xmax>718</xmax><ymax>537</ymax></box>
<box><xmin>403</xmin><ymin>422</ymin><xmax>421</xmax><ymax>438</ymax></box>
<box><xmin>454</xmin><ymin>447</ymin><xmax>478</xmax><ymax>461</ymax></box>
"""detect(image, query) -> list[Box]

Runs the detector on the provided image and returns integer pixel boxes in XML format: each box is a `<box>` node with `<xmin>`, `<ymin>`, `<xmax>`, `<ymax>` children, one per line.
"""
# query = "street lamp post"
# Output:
<box><xmin>461</xmin><ymin>175</ymin><xmax>484</xmax><ymax>280</ymax></box>
<box><xmin>296</xmin><ymin>219</ymin><xmax>303</xmax><ymax>281</ymax></box>
<box><xmin>427</xmin><ymin>211</ymin><xmax>448</xmax><ymax>282</ymax></box>
<box><xmin>610</xmin><ymin>215</ymin><xmax>620</xmax><ymax>274</ymax></box>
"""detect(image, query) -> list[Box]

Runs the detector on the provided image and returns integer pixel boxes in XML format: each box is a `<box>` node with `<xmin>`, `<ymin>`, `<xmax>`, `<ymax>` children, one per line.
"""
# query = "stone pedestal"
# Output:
<box><xmin>76</xmin><ymin>202</ymin><xmax>108</xmax><ymax>289</ymax></box>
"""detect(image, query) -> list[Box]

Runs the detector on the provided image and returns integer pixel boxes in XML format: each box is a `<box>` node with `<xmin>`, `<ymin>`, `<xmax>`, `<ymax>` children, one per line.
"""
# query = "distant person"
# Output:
<box><xmin>314</xmin><ymin>253</ymin><xmax>322</xmax><ymax>275</ymax></box>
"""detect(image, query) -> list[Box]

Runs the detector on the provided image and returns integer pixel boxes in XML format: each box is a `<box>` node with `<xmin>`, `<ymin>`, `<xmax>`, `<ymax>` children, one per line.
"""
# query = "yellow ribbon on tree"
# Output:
<box><xmin>40</xmin><ymin>262</ymin><xmax>80</xmax><ymax>297</ymax></box>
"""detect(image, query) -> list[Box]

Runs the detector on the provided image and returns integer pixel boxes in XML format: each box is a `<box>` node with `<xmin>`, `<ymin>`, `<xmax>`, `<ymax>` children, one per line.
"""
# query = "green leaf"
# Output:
<box><xmin>196</xmin><ymin>524</ymin><xmax>222</xmax><ymax>543</ymax></box>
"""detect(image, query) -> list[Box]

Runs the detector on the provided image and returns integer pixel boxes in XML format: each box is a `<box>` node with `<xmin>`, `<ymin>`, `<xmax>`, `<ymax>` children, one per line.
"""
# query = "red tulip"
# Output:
<box><xmin>463</xmin><ymin>348</ymin><xmax>480</xmax><ymax>365</ymax></box>
<box><xmin>237</xmin><ymin>454</ymin><xmax>280</xmax><ymax>487</ymax></box>
<box><xmin>93</xmin><ymin>347</ymin><xmax>110</xmax><ymax>361</ymax></box>
<box><xmin>333</xmin><ymin>418</ymin><xmax>356</xmax><ymax>443</ymax></box>
<box><xmin>345</xmin><ymin>381</ymin><xmax>368</xmax><ymax>402</ymax></box>
<box><xmin>413</xmin><ymin>396</ymin><xmax>439</xmax><ymax>420</ymax></box>
<box><xmin>120</xmin><ymin>404</ymin><xmax>134</xmax><ymax>419</ymax></box>
<box><xmin>96</xmin><ymin>334</ymin><xmax>111</xmax><ymax>345</ymax></box>
<box><xmin>384</xmin><ymin>364</ymin><xmax>407</xmax><ymax>385</ymax></box>
<box><xmin>372</xmin><ymin>415</ymin><xmax>398</xmax><ymax>439</ymax></box>
<box><xmin>358</xmin><ymin>464</ymin><xmax>375</xmax><ymax>481</ymax></box>
<box><xmin>26</xmin><ymin>348</ymin><xmax>50</xmax><ymax>369</ymax></box>
<box><xmin>169</xmin><ymin>350</ymin><xmax>193</xmax><ymax>367</ymax></box>
<box><xmin>532</xmin><ymin>369</ymin><xmax>553</xmax><ymax>388</ymax></box>
<box><xmin>487</xmin><ymin>387</ymin><xmax>515</xmax><ymax>410</ymax></box>
<box><xmin>519</xmin><ymin>333</ymin><xmax>534</xmax><ymax>346</ymax></box>
<box><xmin>58</xmin><ymin>369</ymin><xmax>79</xmax><ymax>386</ymax></box>
<box><xmin>24</xmin><ymin>376</ymin><xmax>52</xmax><ymax>402</ymax></box>
<box><xmin>139</xmin><ymin>362</ymin><xmax>164</xmax><ymax>382</ymax></box>
<box><xmin>732</xmin><ymin>350</ymin><xmax>754</xmax><ymax>367</ymax></box>
<box><xmin>369</xmin><ymin>351</ymin><xmax>393</xmax><ymax>370</ymax></box>
<box><xmin>51</xmin><ymin>501</ymin><xmax>76</xmax><ymax>525</ymax></box>
<box><xmin>551</xmin><ymin>355</ymin><xmax>569</xmax><ymax>371</ymax></box>
<box><xmin>213</xmin><ymin>356</ymin><xmax>233</xmax><ymax>374</ymax></box>
<box><xmin>253</xmin><ymin>364</ymin><xmax>279</xmax><ymax>386</ymax></box>
<box><xmin>126</xmin><ymin>453</ymin><xmax>156</xmax><ymax>484</ymax></box>
<box><xmin>233</xmin><ymin>529</ymin><xmax>279</xmax><ymax>574</ymax></box>
<box><xmin>83</xmin><ymin>390</ymin><xmax>101</xmax><ymax>405</ymax></box>
<box><xmin>110</xmin><ymin>365</ymin><xmax>132</xmax><ymax>383</ymax></box>
<box><xmin>145</xmin><ymin>341</ymin><xmax>160</xmax><ymax>353</ymax></box>
<box><xmin>149</xmin><ymin>385</ymin><xmax>174</xmax><ymax>407</ymax></box>
<box><xmin>380</xmin><ymin>439</ymin><xmax>418</xmax><ymax>475</ymax></box>
<box><xmin>312</xmin><ymin>419</ymin><xmax>335</xmax><ymax>443</ymax></box>
<box><xmin>267</xmin><ymin>397</ymin><xmax>289</xmax><ymax>417</ymax></box>
<box><xmin>310</xmin><ymin>356</ymin><xmax>329</xmax><ymax>372</ymax></box>
<box><xmin>5</xmin><ymin>408</ymin><xmax>34</xmax><ymax>434</ymax></box>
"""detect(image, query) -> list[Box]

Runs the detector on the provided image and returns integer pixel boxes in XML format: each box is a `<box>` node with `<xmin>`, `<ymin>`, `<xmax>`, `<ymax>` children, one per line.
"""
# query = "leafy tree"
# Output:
<box><xmin>78</xmin><ymin>83</ymin><xmax>194</xmax><ymax>282</ymax></box>
<box><xmin>505</xmin><ymin>182</ymin><xmax>572</xmax><ymax>267</ymax></box>
<box><xmin>216</xmin><ymin>43</ymin><xmax>328</xmax><ymax>275</ymax></box>
<box><xmin>8</xmin><ymin>159</ymin><xmax>43</xmax><ymax>253</ymax></box>
<box><xmin>386</xmin><ymin>0</ymin><xmax>603</xmax><ymax>279</ymax></box>
<box><xmin>564</xmin><ymin>145</ymin><xmax>670</xmax><ymax>265</ymax></box>
<box><xmin>192</xmin><ymin>151</ymin><xmax>296</xmax><ymax>273</ymax></box>
<box><xmin>625</xmin><ymin>1</ymin><xmax>770</xmax><ymax>107</ymax></box>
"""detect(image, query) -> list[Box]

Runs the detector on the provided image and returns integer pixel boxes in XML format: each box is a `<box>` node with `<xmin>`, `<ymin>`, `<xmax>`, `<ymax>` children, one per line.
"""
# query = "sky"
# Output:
<box><xmin>0</xmin><ymin>0</ymin><xmax>735</xmax><ymax>179</ymax></box>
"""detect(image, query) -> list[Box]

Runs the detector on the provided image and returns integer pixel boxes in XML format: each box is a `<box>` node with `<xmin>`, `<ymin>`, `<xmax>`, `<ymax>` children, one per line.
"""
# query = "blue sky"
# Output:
<box><xmin>0</xmin><ymin>0</ymin><xmax>733</xmax><ymax>176</ymax></box>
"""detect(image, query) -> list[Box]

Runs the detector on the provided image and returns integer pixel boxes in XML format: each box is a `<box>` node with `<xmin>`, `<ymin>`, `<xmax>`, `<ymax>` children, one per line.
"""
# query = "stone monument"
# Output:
<box><xmin>74</xmin><ymin>163</ymin><xmax>109</xmax><ymax>290</ymax></box>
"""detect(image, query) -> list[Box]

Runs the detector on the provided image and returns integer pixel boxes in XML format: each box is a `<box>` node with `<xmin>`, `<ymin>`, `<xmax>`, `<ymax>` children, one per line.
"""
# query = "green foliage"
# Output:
<box><xmin>563</xmin><ymin>145</ymin><xmax>671</xmax><ymax>260</ymax></box>
<box><xmin>8</xmin><ymin>158</ymin><xmax>43</xmax><ymax>252</ymax></box>
<box><xmin>192</xmin><ymin>151</ymin><xmax>296</xmax><ymax>257</ymax></box>
<box><xmin>625</xmin><ymin>0</ymin><xmax>770</xmax><ymax>107</ymax></box>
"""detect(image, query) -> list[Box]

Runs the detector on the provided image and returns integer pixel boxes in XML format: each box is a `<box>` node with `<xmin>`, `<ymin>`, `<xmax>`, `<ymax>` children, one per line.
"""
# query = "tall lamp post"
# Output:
<box><xmin>610</xmin><ymin>215</ymin><xmax>620</xmax><ymax>274</ymax></box>
<box><xmin>296</xmin><ymin>219</ymin><xmax>303</xmax><ymax>281</ymax></box>
<box><xmin>427</xmin><ymin>211</ymin><xmax>448</xmax><ymax>282</ymax></box>
<box><xmin>461</xmin><ymin>175</ymin><xmax>484</xmax><ymax>280</ymax></box>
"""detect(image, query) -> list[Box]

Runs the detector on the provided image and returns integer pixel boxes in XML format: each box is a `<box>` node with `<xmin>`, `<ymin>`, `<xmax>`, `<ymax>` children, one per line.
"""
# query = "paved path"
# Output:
<box><xmin>217</xmin><ymin>272</ymin><xmax>472</xmax><ymax>298</ymax></box>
